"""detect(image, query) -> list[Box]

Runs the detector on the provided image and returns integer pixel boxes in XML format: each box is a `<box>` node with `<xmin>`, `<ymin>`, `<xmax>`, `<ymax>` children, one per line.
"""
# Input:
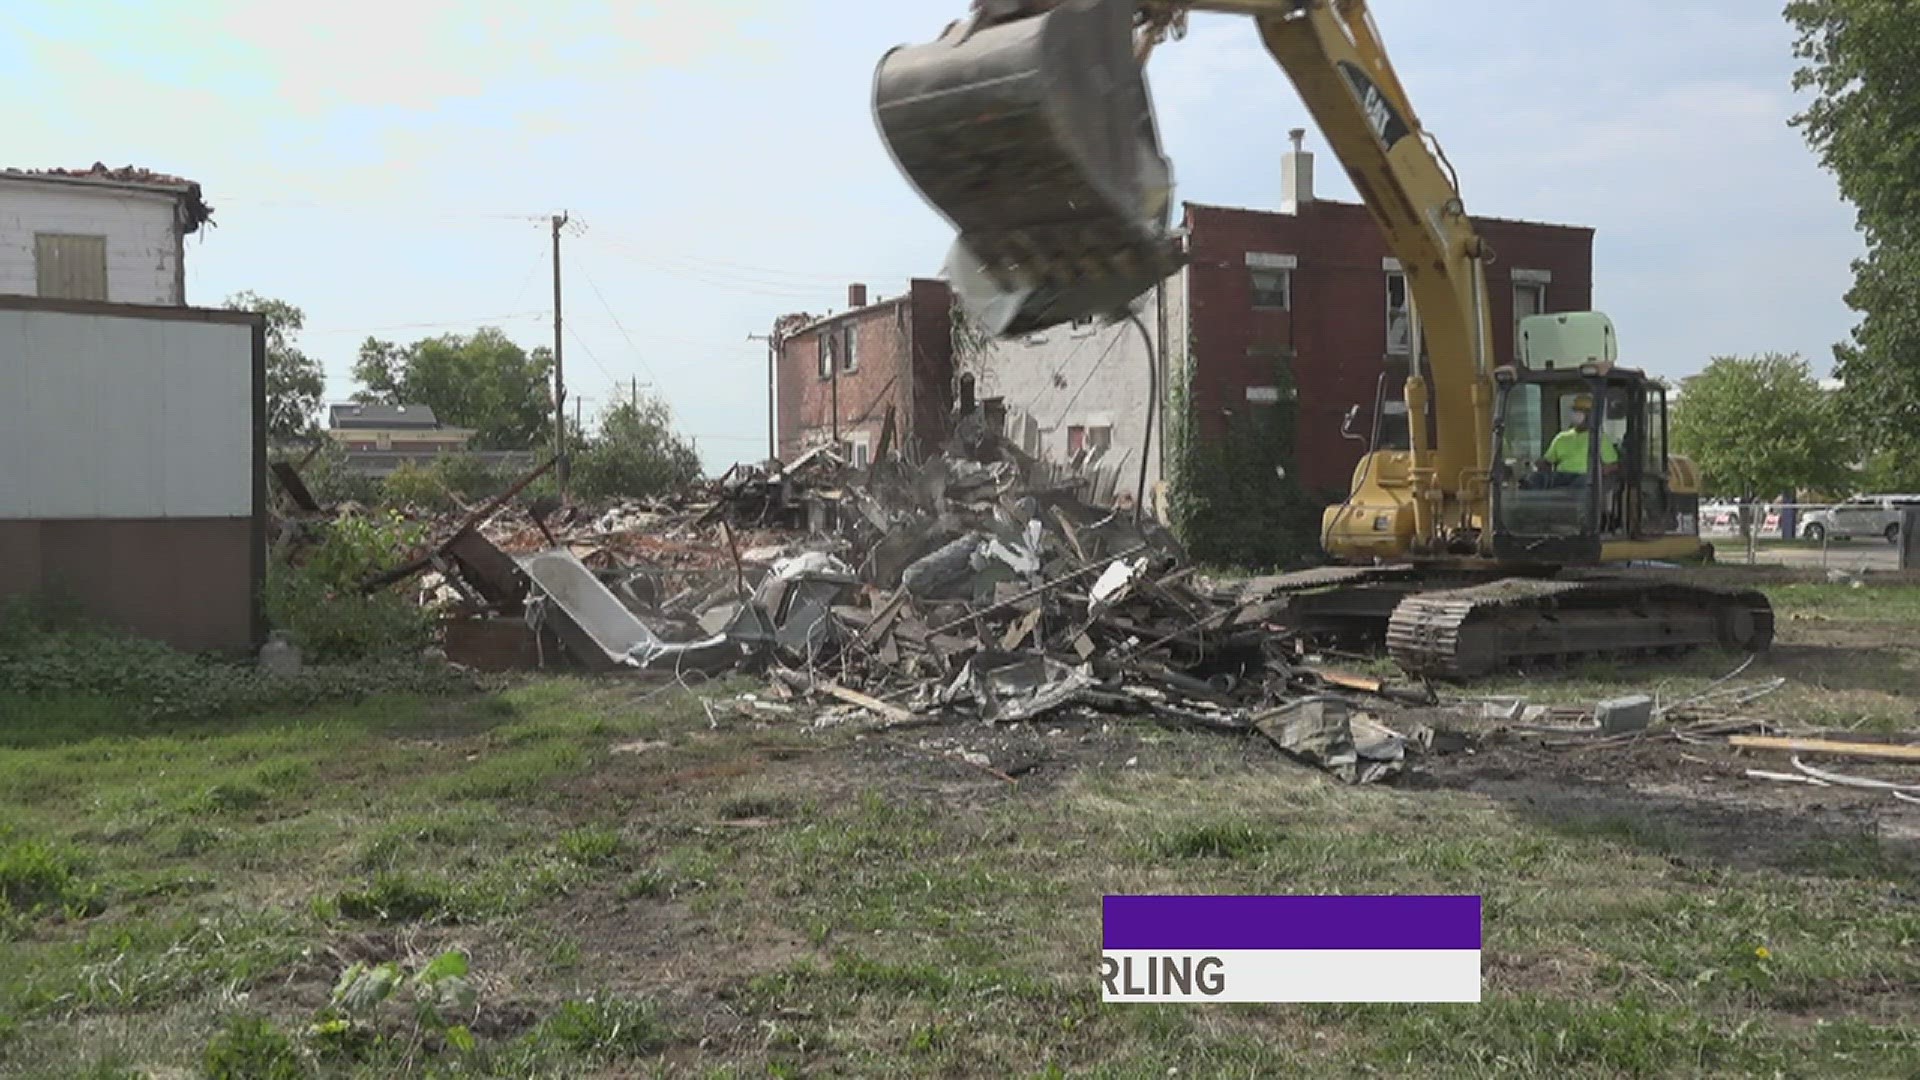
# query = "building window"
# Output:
<box><xmin>1250</xmin><ymin>267</ymin><xmax>1291</xmax><ymax>310</ymax></box>
<box><xmin>1067</xmin><ymin>424</ymin><xmax>1112</xmax><ymax>457</ymax></box>
<box><xmin>1386</xmin><ymin>271</ymin><xmax>1412</xmax><ymax>355</ymax></box>
<box><xmin>817</xmin><ymin>336</ymin><xmax>833</xmax><ymax>379</ymax></box>
<box><xmin>1070</xmin><ymin>315</ymin><xmax>1098</xmax><ymax>335</ymax></box>
<box><xmin>842</xmin><ymin>323</ymin><xmax>859</xmax><ymax>373</ymax></box>
<box><xmin>845</xmin><ymin>438</ymin><xmax>870</xmax><ymax>468</ymax></box>
<box><xmin>1513</xmin><ymin>281</ymin><xmax>1547</xmax><ymax>359</ymax></box>
<box><xmin>35</xmin><ymin>233</ymin><xmax>108</xmax><ymax>301</ymax></box>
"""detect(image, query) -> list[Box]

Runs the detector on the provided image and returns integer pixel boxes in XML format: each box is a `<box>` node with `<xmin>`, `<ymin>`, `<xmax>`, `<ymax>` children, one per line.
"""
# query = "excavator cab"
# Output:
<box><xmin>1489</xmin><ymin>313</ymin><xmax>1690</xmax><ymax>563</ymax></box>
<box><xmin>872</xmin><ymin>0</ymin><xmax>1180</xmax><ymax>337</ymax></box>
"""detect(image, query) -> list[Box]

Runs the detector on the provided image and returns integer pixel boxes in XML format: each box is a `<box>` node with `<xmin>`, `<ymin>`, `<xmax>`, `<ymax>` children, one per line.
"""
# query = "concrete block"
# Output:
<box><xmin>1596</xmin><ymin>694</ymin><xmax>1653</xmax><ymax>733</ymax></box>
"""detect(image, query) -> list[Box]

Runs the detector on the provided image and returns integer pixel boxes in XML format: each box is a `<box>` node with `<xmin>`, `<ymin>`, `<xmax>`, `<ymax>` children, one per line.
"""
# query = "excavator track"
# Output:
<box><xmin>1385</xmin><ymin>573</ymin><xmax>1775</xmax><ymax>679</ymax></box>
<box><xmin>1236</xmin><ymin>566</ymin><xmax>1775</xmax><ymax>680</ymax></box>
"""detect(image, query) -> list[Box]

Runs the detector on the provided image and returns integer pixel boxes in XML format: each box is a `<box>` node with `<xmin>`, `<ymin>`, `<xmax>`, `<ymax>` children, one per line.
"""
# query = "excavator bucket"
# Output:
<box><xmin>872</xmin><ymin>0</ymin><xmax>1180</xmax><ymax>338</ymax></box>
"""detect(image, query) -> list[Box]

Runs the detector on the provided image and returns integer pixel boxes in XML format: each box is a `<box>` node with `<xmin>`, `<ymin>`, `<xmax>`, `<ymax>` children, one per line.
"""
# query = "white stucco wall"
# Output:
<box><xmin>962</xmin><ymin>286</ymin><xmax>1176</xmax><ymax>493</ymax></box>
<box><xmin>0</xmin><ymin>308</ymin><xmax>254</xmax><ymax>518</ymax></box>
<box><xmin>0</xmin><ymin>180</ymin><xmax>184</xmax><ymax>305</ymax></box>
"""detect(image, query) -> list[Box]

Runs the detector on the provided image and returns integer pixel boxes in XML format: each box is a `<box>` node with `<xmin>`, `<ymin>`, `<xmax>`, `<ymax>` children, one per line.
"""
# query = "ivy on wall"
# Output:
<box><xmin>1164</xmin><ymin>328</ymin><xmax>1328</xmax><ymax>569</ymax></box>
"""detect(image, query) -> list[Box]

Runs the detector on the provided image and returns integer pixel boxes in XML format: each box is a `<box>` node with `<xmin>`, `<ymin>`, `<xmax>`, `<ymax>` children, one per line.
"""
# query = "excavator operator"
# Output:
<box><xmin>1526</xmin><ymin>394</ymin><xmax>1619</xmax><ymax>489</ymax></box>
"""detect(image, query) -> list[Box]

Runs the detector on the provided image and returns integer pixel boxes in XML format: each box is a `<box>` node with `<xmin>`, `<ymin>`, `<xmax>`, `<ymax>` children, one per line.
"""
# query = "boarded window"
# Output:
<box><xmin>1250</xmin><ymin>267</ymin><xmax>1291</xmax><ymax>310</ymax></box>
<box><xmin>1386</xmin><ymin>272</ymin><xmax>1412</xmax><ymax>355</ymax></box>
<box><xmin>35</xmin><ymin>234</ymin><xmax>108</xmax><ymax>301</ymax></box>
<box><xmin>1513</xmin><ymin>282</ymin><xmax>1546</xmax><ymax>359</ymax></box>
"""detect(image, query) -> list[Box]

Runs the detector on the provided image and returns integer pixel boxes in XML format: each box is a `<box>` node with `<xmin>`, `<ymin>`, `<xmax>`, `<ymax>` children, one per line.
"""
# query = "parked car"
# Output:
<box><xmin>1799</xmin><ymin>494</ymin><xmax>1920</xmax><ymax>543</ymax></box>
<box><xmin>1700</xmin><ymin>502</ymin><xmax>1742</xmax><ymax>535</ymax></box>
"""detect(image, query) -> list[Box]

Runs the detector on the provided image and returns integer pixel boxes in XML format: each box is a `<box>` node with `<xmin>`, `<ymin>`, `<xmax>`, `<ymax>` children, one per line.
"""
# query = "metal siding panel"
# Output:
<box><xmin>0</xmin><ymin>309</ymin><xmax>253</xmax><ymax>519</ymax></box>
<box><xmin>164</xmin><ymin>321</ymin><xmax>254</xmax><ymax>515</ymax></box>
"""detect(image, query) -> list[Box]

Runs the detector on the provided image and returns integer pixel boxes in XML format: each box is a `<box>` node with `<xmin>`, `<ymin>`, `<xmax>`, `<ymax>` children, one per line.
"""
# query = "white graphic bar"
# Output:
<box><xmin>1100</xmin><ymin>950</ymin><xmax>1481</xmax><ymax>1003</ymax></box>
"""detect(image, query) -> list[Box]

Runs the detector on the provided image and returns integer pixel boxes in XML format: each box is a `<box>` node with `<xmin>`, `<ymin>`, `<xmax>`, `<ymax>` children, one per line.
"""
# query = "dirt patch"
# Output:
<box><xmin>1409</xmin><ymin>716</ymin><xmax>1920</xmax><ymax>874</ymax></box>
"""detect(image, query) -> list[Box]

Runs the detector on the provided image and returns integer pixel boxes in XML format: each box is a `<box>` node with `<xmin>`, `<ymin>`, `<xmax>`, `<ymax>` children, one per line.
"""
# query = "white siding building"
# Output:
<box><xmin>0</xmin><ymin>164</ymin><xmax>213</xmax><ymax>306</ymax></box>
<box><xmin>957</xmin><ymin>278</ymin><xmax>1185</xmax><ymax>510</ymax></box>
<box><xmin>0</xmin><ymin>296</ymin><xmax>265</xmax><ymax>653</ymax></box>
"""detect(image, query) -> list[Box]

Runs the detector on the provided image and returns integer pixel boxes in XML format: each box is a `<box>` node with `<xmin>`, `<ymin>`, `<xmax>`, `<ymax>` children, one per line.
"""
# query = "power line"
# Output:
<box><xmin>583</xmin><ymin>227</ymin><xmax>919</xmax><ymax>288</ymax></box>
<box><xmin>589</xmin><ymin>240</ymin><xmax>871</xmax><ymax>300</ymax></box>
<box><xmin>574</xmin><ymin>256</ymin><xmax>661</xmax><ymax>388</ymax></box>
<box><xmin>304</xmin><ymin>312</ymin><xmax>548</xmax><ymax>334</ymax></box>
<box><xmin>566</xmin><ymin>323</ymin><xmax>620</xmax><ymax>389</ymax></box>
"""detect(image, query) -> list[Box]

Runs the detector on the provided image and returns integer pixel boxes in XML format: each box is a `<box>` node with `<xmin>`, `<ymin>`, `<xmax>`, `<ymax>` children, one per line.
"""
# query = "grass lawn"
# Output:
<box><xmin>1</xmin><ymin>577</ymin><xmax>1918</xmax><ymax>1077</ymax></box>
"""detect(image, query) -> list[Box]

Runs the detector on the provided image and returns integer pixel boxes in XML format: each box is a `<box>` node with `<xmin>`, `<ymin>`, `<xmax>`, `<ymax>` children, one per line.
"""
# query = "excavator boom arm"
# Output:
<box><xmin>875</xmin><ymin>0</ymin><xmax>1497</xmax><ymax>523</ymax></box>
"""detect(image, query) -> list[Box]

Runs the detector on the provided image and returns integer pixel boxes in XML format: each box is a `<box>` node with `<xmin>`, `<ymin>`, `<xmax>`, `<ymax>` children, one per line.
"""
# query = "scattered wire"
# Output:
<box><xmin>566</xmin><ymin>323</ymin><xmax>621</xmax><ymax>388</ymax></box>
<box><xmin>304</xmin><ymin>312</ymin><xmax>548</xmax><ymax>335</ymax></box>
<box><xmin>573</xmin><ymin>256</ymin><xmax>661</xmax><ymax>388</ymax></box>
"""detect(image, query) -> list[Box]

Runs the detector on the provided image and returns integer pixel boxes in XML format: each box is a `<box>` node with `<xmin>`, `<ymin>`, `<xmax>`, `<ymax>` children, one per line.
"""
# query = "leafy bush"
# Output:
<box><xmin>267</xmin><ymin>570</ymin><xmax>435</xmax><ymax>663</ymax></box>
<box><xmin>429</xmin><ymin>453</ymin><xmax>511</xmax><ymax>504</ymax></box>
<box><xmin>530</xmin><ymin>997</ymin><xmax>667</xmax><ymax>1059</ymax></box>
<box><xmin>268</xmin><ymin>508</ymin><xmax>437</xmax><ymax>662</ymax></box>
<box><xmin>569</xmin><ymin>397</ymin><xmax>703</xmax><ymax>502</ymax></box>
<box><xmin>335</xmin><ymin>872</ymin><xmax>468</xmax><ymax>924</ymax></box>
<box><xmin>204</xmin><ymin>1016</ymin><xmax>308</xmax><ymax>1080</ymax></box>
<box><xmin>0</xmin><ymin>613</ymin><xmax>479</xmax><ymax>723</ymax></box>
<box><xmin>311</xmin><ymin>950</ymin><xmax>477</xmax><ymax>1057</ymax></box>
<box><xmin>274</xmin><ymin>439</ymin><xmax>382</xmax><ymax>507</ymax></box>
<box><xmin>0</xmin><ymin>838</ymin><xmax>103</xmax><ymax>922</ymax></box>
<box><xmin>380</xmin><ymin>461</ymin><xmax>449</xmax><ymax>511</ymax></box>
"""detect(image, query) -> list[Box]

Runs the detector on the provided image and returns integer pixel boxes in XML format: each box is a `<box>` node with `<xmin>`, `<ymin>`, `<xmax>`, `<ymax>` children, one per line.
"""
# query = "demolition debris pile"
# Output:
<box><xmin>270</xmin><ymin>444</ymin><xmax>1442</xmax><ymax>784</ymax></box>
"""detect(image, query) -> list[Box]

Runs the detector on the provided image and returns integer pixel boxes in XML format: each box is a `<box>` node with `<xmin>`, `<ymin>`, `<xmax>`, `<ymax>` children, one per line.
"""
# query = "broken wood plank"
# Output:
<box><xmin>822</xmin><ymin>682</ymin><xmax>915</xmax><ymax>724</ymax></box>
<box><xmin>1050</xmin><ymin>506</ymin><xmax>1089</xmax><ymax>563</ymax></box>
<box><xmin>855</xmin><ymin>587</ymin><xmax>911</xmax><ymax>649</ymax></box>
<box><xmin>1309</xmin><ymin>668</ymin><xmax>1384</xmax><ymax>694</ymax></box>
<box><xmin>1000</xmin><ymin>607</ymin><xmax>1044</xmax><ymax>651</ymax></box>
<box><xmin>1729</xmin><ymin>736</ymin><xmax>1920</xmax><ymax>762</ymax></box>
<box><xmin>270</xmin><ymin>461</ymin><xmax>321</xmax><ymax>513</ymax></box>
<box><xmin>1744</xmin><ymin>769</ymin><xmax>1831</xmax><ymax>786</ymax></box>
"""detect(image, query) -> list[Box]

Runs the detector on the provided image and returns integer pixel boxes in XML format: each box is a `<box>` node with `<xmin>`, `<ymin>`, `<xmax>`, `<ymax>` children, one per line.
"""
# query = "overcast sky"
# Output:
<box><xmin>4</xmin><ymin>1</ymin><xmax>1861</xmax><ymax>473</ymax></box>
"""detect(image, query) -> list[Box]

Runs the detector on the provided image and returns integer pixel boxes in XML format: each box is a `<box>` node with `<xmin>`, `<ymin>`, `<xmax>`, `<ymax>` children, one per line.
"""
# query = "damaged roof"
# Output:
<box><xmin>2</xmin><ymin>163</ymin><xmax>215</xmax><ymax>234</ymax></box>
<box><xmin>329</xmin><ymin>402</ymin><xmax>443</xmax><ymax>429</ymax></box>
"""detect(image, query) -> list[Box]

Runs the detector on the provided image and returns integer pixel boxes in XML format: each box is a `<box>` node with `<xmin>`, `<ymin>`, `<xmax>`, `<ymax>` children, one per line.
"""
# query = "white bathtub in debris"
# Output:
<box><xmin>513</xmin><ymin>547</ymin><xmax>851</xmax><ymax>672</ymax></box>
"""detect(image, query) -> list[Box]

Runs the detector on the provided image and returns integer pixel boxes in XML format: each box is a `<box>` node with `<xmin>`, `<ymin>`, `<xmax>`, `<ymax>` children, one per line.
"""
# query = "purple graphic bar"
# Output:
<box><xmin>1102</xmin><ymin>895</ymin><xmax>1482</xmax><ymax>951</ymax></box>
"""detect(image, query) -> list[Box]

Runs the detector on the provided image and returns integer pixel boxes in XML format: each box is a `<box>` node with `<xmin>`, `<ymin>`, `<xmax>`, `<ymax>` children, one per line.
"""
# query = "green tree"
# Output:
<box><xmin>1787</xmin><ymin>1</ymin><xmax>1920</xmax><ymax>461</ymax></box>
<box><xmin>1669</xmin><ymin>353</ymin><xmax>1855</xmax><ymax>501</ymax></box>
<box><xmin>351</xmin><ymin>328</ymin><xmax>554</xmax><ymax>450</ymax></box>
<box><xmin>226</xmin><ymin>291</ymin><xmax>324</xmax><ymax>445</ymax></box>
<box><xmin>569</xmin><ymin>395</ymin><xmax>703</xmax><ymax>502</ymax></box>
<box><xmin>380</xmin><ymin>460</ymin><xmax>449</xmax><ymax>510</ymax></box>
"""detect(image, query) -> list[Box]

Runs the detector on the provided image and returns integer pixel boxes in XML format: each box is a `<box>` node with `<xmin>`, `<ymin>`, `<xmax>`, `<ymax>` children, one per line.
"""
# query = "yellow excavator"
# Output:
<box><xmin>871</xmin><ymin>0</ymin><xmax>1774</xmax><ymax>678</ymax></box>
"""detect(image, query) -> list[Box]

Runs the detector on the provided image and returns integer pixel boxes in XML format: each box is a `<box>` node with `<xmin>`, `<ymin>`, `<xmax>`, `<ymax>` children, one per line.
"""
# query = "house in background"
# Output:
<box><xmin>961</xmin><ymin>132</ymin><xmax>1595</xmax><ymax>497</ymax></box>
<box><xmin>772</xmin><ymin>279</ymin><xmax>955</xmax><ymax>466</ymax></box>
<box><xmin>327</xmin><ymin>403</ymin><xmax>474</xmax><ymax>453</ymax></box>
<box><xmin>323</xmin><ymin>402</ymin><xmax>541</xmax><ymax>480</ymax></box>
<box><xmin>0</xmin><ymin>163</ymin><xmax>214</xmax><ymax>305</ymax></box>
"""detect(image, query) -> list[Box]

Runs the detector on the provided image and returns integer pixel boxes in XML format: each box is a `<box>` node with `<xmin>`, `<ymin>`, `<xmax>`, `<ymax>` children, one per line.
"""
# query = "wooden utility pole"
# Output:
<box><xmin>747</xmin><ymin>331</ymin><xmax>776</xmax><ymax>463</ymax></box>
<box><xmin>551</xmin><ymin>211</ymin><xmax>569</xmax><ymax>496</ymax></box>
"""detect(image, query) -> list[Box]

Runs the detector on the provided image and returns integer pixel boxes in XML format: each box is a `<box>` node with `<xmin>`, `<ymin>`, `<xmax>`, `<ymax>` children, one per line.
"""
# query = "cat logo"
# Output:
<box><xmin>1337</xmin><ymin>61</ymin><xmax>1410</xmax><ymax>152</ymax></box>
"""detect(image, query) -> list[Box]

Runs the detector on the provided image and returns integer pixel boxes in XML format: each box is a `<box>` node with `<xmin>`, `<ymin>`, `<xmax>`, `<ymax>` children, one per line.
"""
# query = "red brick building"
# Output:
<box><xmin>952</xmin><ymin>139</ymin><xmax>1594</xmax><ymax>506</ymax></box>
<box><xmin>1176</xmin><ymin>195</ymin><xmax>1594</xmax><ymax>493</ymax></box>
<box><xmin>774</xmin><ymin>278</ymin><xmax>954</xmax><ymax>465</ymax></box>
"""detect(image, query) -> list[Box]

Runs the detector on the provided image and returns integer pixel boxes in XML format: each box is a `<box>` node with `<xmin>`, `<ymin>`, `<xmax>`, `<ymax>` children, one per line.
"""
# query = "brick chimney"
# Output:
<box><xmin>848</xmin><ymin>283</ymin><xmax>869</xmax><ymax>308</ymax></box>
<box><xmin>1282</xmin><ymin>128</ymin><xmax>1314</xmax><ymax>214</ymax></box>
